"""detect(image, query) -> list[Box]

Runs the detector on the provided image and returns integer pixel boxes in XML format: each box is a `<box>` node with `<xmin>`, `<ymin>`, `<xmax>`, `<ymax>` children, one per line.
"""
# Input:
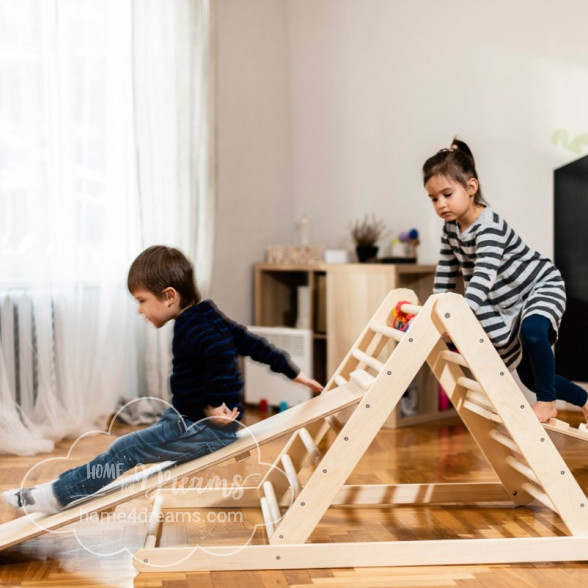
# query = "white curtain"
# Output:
<box><xmin>0</xmin><ymin>0</ymin><xmax>215</xmax><ymax>453</ymax></box>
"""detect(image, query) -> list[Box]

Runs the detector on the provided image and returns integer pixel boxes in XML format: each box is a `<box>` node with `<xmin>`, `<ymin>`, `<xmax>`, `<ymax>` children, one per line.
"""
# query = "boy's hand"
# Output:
<box><xmin>204</xmin><ymin>403</ymin><xmax>240</xmax><ymax>425</ymax></box>
<box><xmin>294</xmin><ymin>372</ymin><xmax>324</xmax><ymax>395</ymax></box>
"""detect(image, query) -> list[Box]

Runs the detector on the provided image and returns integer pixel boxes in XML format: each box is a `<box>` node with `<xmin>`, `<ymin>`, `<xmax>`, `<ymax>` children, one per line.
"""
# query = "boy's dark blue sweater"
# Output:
<box><xmin>170</xmin><ymin>300</ymin><xmax>300</xmax><ymax>421</ymax></box>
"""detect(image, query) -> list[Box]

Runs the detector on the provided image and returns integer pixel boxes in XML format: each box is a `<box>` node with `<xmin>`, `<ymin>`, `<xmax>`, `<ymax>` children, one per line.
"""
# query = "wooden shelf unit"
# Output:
<box><xmin>253</xmin><ymin>262</ymin><xmax>454</xmax><ymax>427</ymax></box>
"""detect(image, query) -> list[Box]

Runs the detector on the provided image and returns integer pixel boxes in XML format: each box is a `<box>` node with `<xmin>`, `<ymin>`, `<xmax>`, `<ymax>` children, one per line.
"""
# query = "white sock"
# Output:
<box><xmin>2</xmin><ymin>481</ymin><xmax>61</xmax><ymax>514</ymax></box>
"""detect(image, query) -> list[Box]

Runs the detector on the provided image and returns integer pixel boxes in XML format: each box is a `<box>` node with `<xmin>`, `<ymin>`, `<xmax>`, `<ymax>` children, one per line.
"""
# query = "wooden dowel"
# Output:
<box><xmin>505</xmin><ymin>456</ymin><xmax>539</xmax><ymax>485</ymax></box>
<box><xmin>143</xmin><ymin>494</ymin><xmax>165</xmax><ymax>549</ymax></box>
<box><xmin>299</xmin><ymin>427</ymin><xmax>323</xmax><ymax>465</ymax></box>
<box><xmin>263</xmin><ymin>481</ymin><xmax>282</xmax><ymax>526</ymax></box>
<box><xmin>260</xmin><ymin>496</ymin><xmax>274</xmax><ymax>538</ymax></box>
<box><xmin>462</xmin><ymin>399</ymin><xmax>503</xmax><ymax>424</ymax></box>
<box><xmin>521</xmin><ymin>482</ymin><xmax>556</xmax><ymax>511</ymax></box>
<box><xmin>399</xmin><ymin>302</ymin><xmax>421</xmax><ymax>315</ymax></box>
<box><xmin>457</xmin><ymin>376</ymin><xmax>484</xmax><ymax>394</ymax></box>
<box><xmin>325</xmin><ymin>415</ymin><xmax>343</xmax><ymax>433</ymax></box>
<box><xmin>440</xmin><ymin>349</ymin><xmax>469</xmax><ymax>368</ymax></box>
<box><xmin>464</xmin><ymin>389</ymin><xmax>495</xmax><ymax>413</ymax></box>
<box><xmin>370</xmin><ymin>322</ymin><xmax>404</xmax><ymax>342</ymax></box>
<box><xmin>488</xmin><ymin>428</ymin><xmax>521</xmax><ymax>454</ymax></box>
<box><xmin>351</xmin><ymin>349</ymin><xmax>384</xmax><ymax>372</ymax></box>
<box><xmin>280</xmin><ymin>454</ymin><xmax>302</xmax><ymax>499</ymax></box>
<box><xmin>350</xmin><ymin>369</ymin><xmax>375</xmax><ymax>391</ymax></box>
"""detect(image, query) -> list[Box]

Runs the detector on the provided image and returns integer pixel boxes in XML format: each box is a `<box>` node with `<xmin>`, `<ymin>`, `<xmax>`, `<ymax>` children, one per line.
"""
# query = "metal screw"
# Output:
<box><xmin>387</xmin><ymin>371</ymin><xmax>391</xmax><ymax>375</ymax></box>
<box><xmin>479</xmin><ymin>338</ymin><xmax>484</xmax><ymax>343</ymax></box>
<box><xmin>366</xmin><ymin>404</ymin><xmax>371</xmax><ymax>408</ymax></box>
<box><xmin>279</xmin><ymin>534</ymin><xmax>284</xmax><ymax>539</ymax></box>
<box><xmin>344</xmin><ymin>436</ymin><xmax>349</xmax><ymax>441</ymax></box>
<box><xmin>513</xmin><ymin>490</ymin><xmax>518</xmax><ymax>496</ymax></box>
<box><xmin>540</xmin><ymin>438</ymin><xmax>545</xmax><ymax>442</ymax></box>
<box><xmin>445</xmin><ymin>313</ymin><xmax>450</xmax><ymax>318</ymax></box>
<box><xmin>322</xmin><ymin>469</ymin><xmax>327</xmax><ymax>473</ymax></box>
<box><xmin>520</xmin><ymin>405</ymin><xmax>525</xmax><ymax>409</ymax></box>
<box><xmin>500</xmin><ymin>371</ymin><xmax>505</xmax><ymax>376</ymax></box>
<box><xmin>276</xmin><ymin>555</ymin><xmax>281</xmax><ymax>560</ymax></box>
<box><xmin>301</xmin><ymin>501</ymin><xmax>306</xmax><ymax>506</ymax></box>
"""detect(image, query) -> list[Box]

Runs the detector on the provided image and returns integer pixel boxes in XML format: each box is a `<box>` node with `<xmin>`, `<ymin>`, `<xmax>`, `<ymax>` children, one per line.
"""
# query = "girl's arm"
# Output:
<box><xmin>433</xmin><ymin>226</ymin><xmax>459</xmax><ymax>293</ymax></box>
<box><xmin>464</xmin><ymin>227</ymin><xmax>504</xmax><ymax>313</ymax></box>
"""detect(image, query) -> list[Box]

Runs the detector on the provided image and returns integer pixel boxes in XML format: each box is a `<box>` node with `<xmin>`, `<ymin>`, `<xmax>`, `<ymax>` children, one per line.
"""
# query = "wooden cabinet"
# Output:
<box><xmin>253</xmin><ymin>262</ymin><xmax>454</xmax><ymax>427</ymax></box>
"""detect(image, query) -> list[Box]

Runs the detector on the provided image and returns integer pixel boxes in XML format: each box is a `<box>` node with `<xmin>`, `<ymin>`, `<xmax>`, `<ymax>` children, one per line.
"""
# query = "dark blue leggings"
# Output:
<box><xmin>516</xmin><ymin>314</ymin><xmax>587</xmax><ymax>407</ymax></box>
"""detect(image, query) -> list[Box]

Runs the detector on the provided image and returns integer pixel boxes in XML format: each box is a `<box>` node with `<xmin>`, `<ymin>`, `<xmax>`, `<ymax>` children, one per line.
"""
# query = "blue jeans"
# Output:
<box><xmin>52</xmin><ymin>408</ymin><xmax>238</xmax><ymax>507</ymax></box>
<box><xmin>516</xmin><ymin>314</ymin><xmax>587</xmax><ymax>407</ymax></box>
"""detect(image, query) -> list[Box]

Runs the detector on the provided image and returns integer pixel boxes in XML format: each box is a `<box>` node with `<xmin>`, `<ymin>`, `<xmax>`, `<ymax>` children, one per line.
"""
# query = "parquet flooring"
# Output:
<box><xmin>1</xmin><ymin>410</ymin><xmax>588</xmax><ymax>587</ymax></box>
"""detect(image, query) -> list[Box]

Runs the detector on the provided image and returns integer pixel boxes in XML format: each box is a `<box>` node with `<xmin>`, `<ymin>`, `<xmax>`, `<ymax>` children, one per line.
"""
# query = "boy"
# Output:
<box><xmin>4</xmin><ymin>245</ymin><xmax>323</xmax><ymax>514</ymax></box>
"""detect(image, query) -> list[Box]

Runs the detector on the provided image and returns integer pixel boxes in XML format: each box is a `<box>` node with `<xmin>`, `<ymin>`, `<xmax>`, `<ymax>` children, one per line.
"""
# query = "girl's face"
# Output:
<box><xmin>425</xmin><ymin>174</ymin><xmax>481</xmax><ymax>230</ymax></box>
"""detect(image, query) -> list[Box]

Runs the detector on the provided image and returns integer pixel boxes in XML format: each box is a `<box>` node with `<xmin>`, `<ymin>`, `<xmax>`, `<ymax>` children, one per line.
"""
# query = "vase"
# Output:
<box><xmin>355</xmin><ymin>245</ymin><xmax>379</xmax><ymax>263</ymax></box>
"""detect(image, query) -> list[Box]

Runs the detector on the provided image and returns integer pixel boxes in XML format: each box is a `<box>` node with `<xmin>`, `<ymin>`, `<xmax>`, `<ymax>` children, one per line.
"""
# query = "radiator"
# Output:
<box><xmin>0</xmin><ymin>290</ymin><xmax>57</xmax><ymax>410</ymax></box>
<box><xmin>244</xmin><ymin>327</ymin><xmax>313</xmax><ymax>408</ymax></box>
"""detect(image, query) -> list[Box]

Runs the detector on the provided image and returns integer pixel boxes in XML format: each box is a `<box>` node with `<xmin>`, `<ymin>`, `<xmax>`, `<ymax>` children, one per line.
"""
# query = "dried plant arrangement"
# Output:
<box><xmin>350</xmin><ymin>214</ymin><xmax>388</xmax><ymax>246</ymax></box>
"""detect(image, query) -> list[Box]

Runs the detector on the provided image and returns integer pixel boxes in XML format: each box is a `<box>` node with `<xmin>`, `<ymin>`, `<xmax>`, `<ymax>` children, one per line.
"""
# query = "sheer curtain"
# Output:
<box><xmin>0</xmin><ymin>0</ymin><xmax>215</xmax><ymax>454</ymax></box>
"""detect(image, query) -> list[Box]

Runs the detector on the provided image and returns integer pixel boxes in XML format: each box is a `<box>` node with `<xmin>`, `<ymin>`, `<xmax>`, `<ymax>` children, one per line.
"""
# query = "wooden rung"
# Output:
<box><xmin>298</xmin><ymin>427</ymin><xmax>323</xmax><ymax>465</ymax></box>
<box><xmin>521</xmin><ymin>481</ymin><xmax>556</xmax><ymax>511</ymax></box>
<box><xmin>351</xmin><ymin>349</ymin><xmax>384</xmax><ymax>372</ymax></box>
<box><xmin>440</xmin><ymin>349</ymin><xmax>469</xmax><ymax>368</ymax></box>
<box><xmin>280</xmin><ymin>454</ymin><xmax>302</xmax><ymax>499</ymax></box>
<box><xmin>506</xmin><ymin>455</ymin><xmax>539</xmax><ymax>485</ymax></box>
<box><xmin>399</xmin><ymin>302</ymin><xmax>421</xmax><ymax>315</ymax></box>
<box><xmin>464</xmin><ymin>389</ymin><xmax>494</xmax><ymax>413</ymax></box>
<box><xmin>325</xmin><ymin>415</ymin><xmax>343</xmax><ymax>433</ymax></box>
<box><xmin>370</xmin><ymin>322</ymin><xmax>404</xmax><ymax>342</ymax></box>
<box><xmin>457</xmin><ymin>376</ymin><xmax>484</xmax><ymax>394</ymax></box>
<box><xmin>350</xmin><ymin>369</ymin><xmax>375</xmax><ymax>391</ymax></box>
<box><xmin>143</xmin><ymin>494</ymin><xmax>165</xmax><ymax>549</ymax></box>
<box><xmin>262</xmin><ymin>481</ymin><xmax>282</xmax><ymax>525</ymax></box>
<box><xmin>334</xmin><ymin>375</ymin><xmax>347</xmax><ymax>387</ymax></box>
<box><xmin>260</xmin><ymin>496</ymin><xmax>275</xmax><ymax>538</ymax></box>
<box><xmin>488</xmin><ymin>428</ymin><xmax>521</xmax><ymax>454</ymax></box>
<box><xmin>462</xmin><ymin>399</ymin><xmax>503</xmax><ymax>423</ymax></box>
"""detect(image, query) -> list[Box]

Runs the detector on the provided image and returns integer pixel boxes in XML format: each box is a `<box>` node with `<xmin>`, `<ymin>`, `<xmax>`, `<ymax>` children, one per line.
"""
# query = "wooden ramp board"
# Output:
<box><xmin>0</xmin><ymin>382</ymin><xmax>363</xmax><ymax>552</ymax></box>
<box><xmin>544</xmin><ymin>418</ymin><xmax>588</xmax><ymax>442</ymax></box>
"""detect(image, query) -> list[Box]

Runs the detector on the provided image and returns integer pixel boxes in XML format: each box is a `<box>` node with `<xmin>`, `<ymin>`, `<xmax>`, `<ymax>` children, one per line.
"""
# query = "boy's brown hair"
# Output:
<box><xmin>127</xmin><ymin>245</ymin><xmax>201</xmax><ymax>308</ymax></box>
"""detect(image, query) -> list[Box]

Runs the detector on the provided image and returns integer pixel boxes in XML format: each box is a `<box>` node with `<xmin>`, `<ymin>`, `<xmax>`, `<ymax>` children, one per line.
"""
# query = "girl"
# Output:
<box><xmin>424</xmin><ymin>138</ymin><xmax>588</xmax><ymax>424</ymax></box>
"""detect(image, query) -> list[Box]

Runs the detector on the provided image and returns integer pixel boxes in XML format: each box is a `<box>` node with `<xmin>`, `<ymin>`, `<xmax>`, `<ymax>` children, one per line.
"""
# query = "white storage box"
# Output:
<box><xmin>244</xmin><ymin>327</ymin><xmax>313</xmax><ymax>407</ymax></box>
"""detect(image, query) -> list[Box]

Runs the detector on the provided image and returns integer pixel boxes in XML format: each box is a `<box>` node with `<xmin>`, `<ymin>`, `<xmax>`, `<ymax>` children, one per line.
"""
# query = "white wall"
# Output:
<box><xmin>211</xmin><ymin>0</ymin><xmax>293</xmax><ymax>321</ymax></box>
<box><xmin>214</xmin><ymin>0</ymin><xmax>588</xmax><ymax>321</ymax></box>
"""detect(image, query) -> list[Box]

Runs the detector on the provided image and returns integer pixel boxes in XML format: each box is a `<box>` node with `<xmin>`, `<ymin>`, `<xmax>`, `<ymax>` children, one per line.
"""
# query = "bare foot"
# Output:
<box><xmin>532</xmin><ymin>400</ymin><xmax>557</xmax><ymax>423</ymax></box>
<box><xmin>581</xmin><ymin>400</ymin><xmax>588</xmax><ymax>425</ymax></box>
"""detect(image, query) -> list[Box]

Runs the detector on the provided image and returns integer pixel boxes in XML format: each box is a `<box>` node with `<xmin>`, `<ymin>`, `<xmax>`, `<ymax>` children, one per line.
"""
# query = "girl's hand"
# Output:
<box><xmin>204</xmin><ymin>403</ymin><xmax>240</xmax><ymax>425</ymax></box>
<box><xmin>294</xmin><ymin>372</ymin><xmax>324</xmax><ymax>395</ymax></box>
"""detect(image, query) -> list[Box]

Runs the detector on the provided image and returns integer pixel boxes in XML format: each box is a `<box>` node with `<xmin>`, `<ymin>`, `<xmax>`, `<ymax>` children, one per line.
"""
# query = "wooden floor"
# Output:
<box><xmin>1</xmin><ymin>408</ymin><xmax>588</xmax><ymax>587</ymax></box>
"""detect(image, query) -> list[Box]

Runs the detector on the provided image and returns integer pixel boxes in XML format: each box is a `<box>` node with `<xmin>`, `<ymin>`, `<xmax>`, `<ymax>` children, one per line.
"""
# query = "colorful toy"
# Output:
<box><xmin>390</xmin><ymin>300</ymin><xmax>415</xmax><ymax>332</ymax></box>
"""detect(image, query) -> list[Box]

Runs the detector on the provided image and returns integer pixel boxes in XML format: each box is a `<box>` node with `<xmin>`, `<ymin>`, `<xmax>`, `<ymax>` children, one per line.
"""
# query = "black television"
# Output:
<box><xmin>554</xmin><ymin>153</ymin><xmax>588</xmax><ymax>383</ymax></box>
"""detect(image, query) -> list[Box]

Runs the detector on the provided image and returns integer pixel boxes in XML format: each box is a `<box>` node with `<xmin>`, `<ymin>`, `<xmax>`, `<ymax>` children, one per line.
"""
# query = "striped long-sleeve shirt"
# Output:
<box><xmin>170</xmin><ymin>300</ymin><xmax>300</xmax><ymax>421</ymax></box>
<box><xmin>433</xmin><ymin>207</ymin><xmax>566</xmax><ymax>368</ymax></box>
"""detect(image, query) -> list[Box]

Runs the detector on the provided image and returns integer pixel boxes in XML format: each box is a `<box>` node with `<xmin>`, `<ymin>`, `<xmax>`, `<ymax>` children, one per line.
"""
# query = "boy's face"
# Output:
<box><xmin>132</xmin><ymin>288</ymin><xmax>178</xmax><ymax>328</ymax></box>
